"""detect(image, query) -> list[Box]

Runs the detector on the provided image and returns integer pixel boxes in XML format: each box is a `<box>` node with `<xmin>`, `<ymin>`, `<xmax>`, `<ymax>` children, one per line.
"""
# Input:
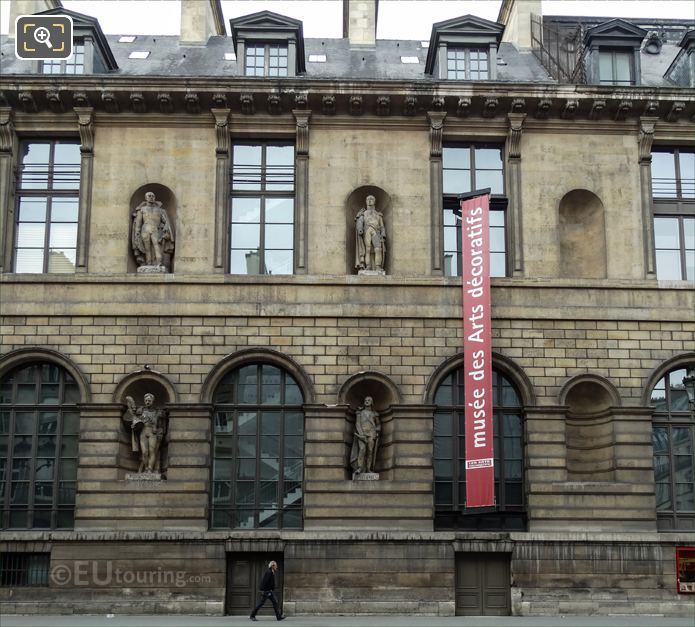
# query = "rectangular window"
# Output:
<box><xmin>13</xmin><ymin>140</ymin><xmax>81</xmax><ymax>274</ymax></box>
<box><xmin>41</xmin><ymin>43</ymin><xmax>85</xmax><ymax>75</ymax></box>
<box><xmin>0</xmin><ymin>553</ymin><xmax>50</xmax><ymax>587</ymax></box>
<box><xmin>447</xmin><ymin>47</ymin><xmax>489</xmax><ymax>80</ymax></box>
<box><xmin>652</xmin><ymin>148</ymin><xmax>695</xmax><ymax>281</ymax></box>
<box><xmin>230</xmin><ymin>143</ymin><xmax>295</xmax><ymax>275</ymax></box>
<box><xmin>442</xmin><ymin>145</ymin><xmax>506</xmax><ymax>277</ymax></box>
<box><xmin>598</xmin><ymin>49</ymin><xmax>634</xmax><ymax>85</ymax></box>
<box><xmin>245</xmin><ymin>44</ymin><xmax>288</xmax><ymax>77</ymax></box>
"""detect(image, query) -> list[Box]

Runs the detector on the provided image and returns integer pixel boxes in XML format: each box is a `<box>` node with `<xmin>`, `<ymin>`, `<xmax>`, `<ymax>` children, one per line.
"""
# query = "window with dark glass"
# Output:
<box><xmin>0</xmin><ymin>553</ymin><xmax>50</xmax><ymax>586</ymax></box>
<box><xmin>13</xmin><ymin>140</ymin><xmax>81</xmax><ymax>274</ymax></box>
<box><xmin>230</xmin><ymin>143</ymin><xmax>295</xmax><ymax>275</ymax></box>
<box><xmin>0</xmin><ymin>363</ymin><xmax>80</xmax><ymax>530</ymax></box>
<box><xmin>598</xmin><ymin>49</ymin><xmax>634</xmax><ymax>85</ymax></box>
<box><xmin>447</xmin><ymin>47</ymin><xmax>489</xmax><ymax>79</ymax></box>
<box><xmin>442</xmin><ymin>144</ymin><xmax>507</xmax><ymax>277</ymax></box>
<box><xmin>651</xmin><ymin>148</ymin><xmax>695</xmax><ymax>281</ymax></box>
<box><xmin>210</xmin><ymin>363</ymin><xmax>304</xmax><ymax>529</ymax></box>
<box><xmin>245</xmin><ymin>44</ymin><xmax>288</xmax><ymax>77</ymax></box>
<box><xmin>41</xmin><ymin>43</ymin><xmax>85</xmax><ymax>74</ymax></box>
<box><xmin>433</xmin><ymin>368</ymin><xmax>525</xmax><ymax>530</ymax></box>
<box><xmin>651</xmin><ymin>367</ymin><xmax>695</xmax><ymax>531</ymax></box>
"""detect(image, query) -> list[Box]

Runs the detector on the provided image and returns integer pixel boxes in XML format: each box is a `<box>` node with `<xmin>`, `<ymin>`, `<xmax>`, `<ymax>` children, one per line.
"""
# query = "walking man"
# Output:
<box><xmin>250</xmin><ymin>560</ymin><xmax>284</xmax><ymax>621</ymax></box>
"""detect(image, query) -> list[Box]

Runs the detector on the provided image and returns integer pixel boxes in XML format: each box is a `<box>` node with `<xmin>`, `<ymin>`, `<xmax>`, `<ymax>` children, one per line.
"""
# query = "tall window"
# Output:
<box><xmin>598</xmin><ymin>49</ymin><xmax>634</xmax><ymax>85</ymax></box>
<box><xmin>210</xmin><ymin>363</ymin><xmax>304</xmax><ymax>529</ymax></box>
<box><xmin>433</xmin><ymin>368</ymin><xmax>525</xmax><ymax>530</ymax></box>
<box><xmin>651</xmin><ymin>366</ymin><xmax>694</xmax><ymax>531</ymax></box>
<box><xmin>442</xmin><ymin>144</ymin><xmax>506</xmax><ymax>277</ymax></box>
<box><xmin>245</xmin><ymin>44</ymin><xmax>288</xmax><ymax>77</ymax></box>
<box><xmin>13</xmin><ymin>140</ymin><xmax>81</xmax><ymax>274</ymax></box>
<box><xmin>0</xmin><ymin>363</ymin><xmax>80</xmax><ymax>529</ymax></box>
<box><xmin>230</xmin><ymin>143</ymin><xmax>295</xmax><ymax>275</ymax></box>
<box><xmin>41</xmin><ymin>43</ymin><xmax>85</xmax><ymax>74</ymax></box>
<box><xmin>652</xmin><ymin>148</ymin><xmax>695</xmax><ymax>281</ymax></box>
<box><xmin>447</xmin><ymin>47</ymin><xmax>489</xmax><ymax>80</ymax></box>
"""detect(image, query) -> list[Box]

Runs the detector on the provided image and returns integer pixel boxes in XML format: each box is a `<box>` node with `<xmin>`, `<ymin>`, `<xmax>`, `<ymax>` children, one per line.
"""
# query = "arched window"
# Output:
<box><xmin>0</xmin><ymin>363</ymin><xmax>80</xmax><ymax>529</ymax></box>
<box><xmin>210</xmin><ymin>363</ymin><xmax>304</xmax><ymax>529</ymax></box>
<box><xmin>433</xmin><ymin>368</ymin><xmax>525</xmax><ymax>530</ymax></box>
<box><xmin>651</xmin><ymin>366</ymin><xmax>694</xmax><ymax>531</ymax></box>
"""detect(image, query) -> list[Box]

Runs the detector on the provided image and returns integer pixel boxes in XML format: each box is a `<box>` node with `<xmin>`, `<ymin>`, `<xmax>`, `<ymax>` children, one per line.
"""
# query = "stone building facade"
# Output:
<box><xmin>0</xmin><ymin>0</ymin><xmax>694</xmax><ymax>617</ymax></box>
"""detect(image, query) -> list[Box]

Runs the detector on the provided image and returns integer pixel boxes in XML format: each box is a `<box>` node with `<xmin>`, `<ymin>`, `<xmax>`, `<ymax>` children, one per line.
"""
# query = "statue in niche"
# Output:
<box><xmin>350</xmin><ymin>396</ymin><xmax>381</xmax><ymax>479</ymax></box>
<box><xmin>354</xmin><ymin>194</ymin><xmax>386</xmax><ymax>274</ymax></box>
<box><xmin>122</xmin><ymin>392</ymin><xmax>169</xmax><ymax>476</ymax></box>
<box><xmin>131</xmin><ymin>191</ymin><xmax>175</xmax><ymax>273</ymax></box>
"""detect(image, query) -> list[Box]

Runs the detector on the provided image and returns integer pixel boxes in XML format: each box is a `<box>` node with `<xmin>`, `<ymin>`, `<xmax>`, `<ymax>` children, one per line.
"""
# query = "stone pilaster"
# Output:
<box><xmin>427</xmin><ymin>111</ymin><xmax>446</xmax><ymax>275</ymax></box>
<box><xmin>74</xmin><ymin>107</ymin><xmax>94</xmax><ymax>272</ymax></box>
<box><xmin>0</xmin><ymin>107</ymin><xmax>16</xmax><ymax>273</ymax></box>
<box><xmin>507</xmin><ymin>113</ymin><xmax>526</xmax><ymax>277</ymax></box>
<box><xmin>293</xmin><ymin>110</ymin><xmax>311</xmax><ymax>274</ymax></box>
<box><xmin>639</xmin><ymin>116</ymin><xmax>658</xmax><ymax>278</ymax></box>
<box><xmin>212</xmin><ymin>108</ymin><xmax>230</xmax><ymax>272</ymax></box>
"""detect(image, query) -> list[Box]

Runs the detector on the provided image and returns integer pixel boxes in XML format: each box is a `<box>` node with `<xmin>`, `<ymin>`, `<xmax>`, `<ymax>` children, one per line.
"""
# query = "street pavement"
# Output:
<box><xmin>1</xmin><ymin>615</ymin><xmax>693</xmax><ymax>627</ymax></box>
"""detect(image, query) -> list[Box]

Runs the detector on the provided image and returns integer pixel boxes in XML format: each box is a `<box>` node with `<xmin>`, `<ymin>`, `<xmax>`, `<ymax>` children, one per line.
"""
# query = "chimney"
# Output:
<box><xmin>343</xmin><ymin>0</ymin><xmax>378</xmax><ymax>47</ymax></box>
<box><xmin>179</xmin><ymin>0</ymin><xmax>225</xmax><ymax>44</ymax></box>
<box><xmin>498</xmin><ymin>0</ymin><xmax>541</xmax><ymax>49</ymax></box>
<box><xmin>9</xmin><ymin>0</ymin><xmax>61</xmax><ymax>38</ymax></box>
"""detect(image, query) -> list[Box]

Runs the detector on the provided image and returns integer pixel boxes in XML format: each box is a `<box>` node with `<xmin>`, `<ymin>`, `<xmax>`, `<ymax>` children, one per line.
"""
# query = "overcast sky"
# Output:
<box><xmin>2</xmin><ymin>1</ymin><xmax>693</xmax><ymax>38</ymax></box>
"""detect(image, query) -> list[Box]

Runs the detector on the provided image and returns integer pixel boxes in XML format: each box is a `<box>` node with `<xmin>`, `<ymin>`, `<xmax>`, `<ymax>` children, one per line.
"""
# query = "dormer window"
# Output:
<box><xmin>583</xmin><ymin>19</ymin><xmax>646</xmax><ymax>86</ymax></box>
<box><xmin>425</xmin><ymin>15</ymin><xmax>503</xmax><ymax>81</ymax></box>
<box><xmin>447</xmin><ymin>47</ymin><xmax>489</xmax><ymax>80</ymax></box>
<box><xmin>598</xmin><ymin>49</ymin><xmax>634</xmax><ymax>85</ymax></box>
<box><xmin>41</xmin><ymin>43</ymin><xmax>85</xmax><ymax>75</ymax></box>
<box><xmin>245</xmin><ymin>43</ymin><xmax>288</xmax><ymax>77</ymax></box>
<box><xmin>230</xmin><ymin>11</ymin><xmax>306</xmax><ymax>78</ymax></box>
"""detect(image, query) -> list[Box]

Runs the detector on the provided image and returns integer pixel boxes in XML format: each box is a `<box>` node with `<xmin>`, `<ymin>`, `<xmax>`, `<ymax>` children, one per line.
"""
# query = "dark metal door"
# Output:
<box><xmin>226</xmin><ymin>553</ymin><xmax>283</xmax><ymax>616</ymax></box>
<box><xmin>455</xmin><ymin>552</ymin><xmax>511</xmax><ymax>616</ymax></box>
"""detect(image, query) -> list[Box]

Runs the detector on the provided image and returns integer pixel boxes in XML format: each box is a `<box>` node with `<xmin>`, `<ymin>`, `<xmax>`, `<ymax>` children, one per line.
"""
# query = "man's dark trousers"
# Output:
<box><xmin>250</xmin><ymin>589</ymin><xmax>281</xmax><ymax>619</ymax></box>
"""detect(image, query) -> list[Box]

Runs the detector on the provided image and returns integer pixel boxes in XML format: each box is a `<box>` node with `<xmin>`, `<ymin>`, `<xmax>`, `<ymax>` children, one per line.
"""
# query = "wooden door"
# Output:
<box><xmin>455</xmin><ymin>552</ymin><xmax>510</xmax><ymax>616</ymax></box>
<box><xmin>226</xmin><ymin>553</ymin><xmax>283</xmax><ymax>616</ymax></box>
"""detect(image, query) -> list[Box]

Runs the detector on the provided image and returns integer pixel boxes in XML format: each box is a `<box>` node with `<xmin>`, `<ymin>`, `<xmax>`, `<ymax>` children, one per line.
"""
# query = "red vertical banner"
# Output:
<box><xmin>460</xmin><ymin>192</ymin><xmax>494</xmax><ymax>508</ymax></box>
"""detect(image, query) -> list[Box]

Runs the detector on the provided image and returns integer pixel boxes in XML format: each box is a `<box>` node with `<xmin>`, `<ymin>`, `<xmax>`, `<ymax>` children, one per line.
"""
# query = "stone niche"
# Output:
<box><xmin>562</xmin><ymin>375</ymin><xmax>620</xmax><ymax>482</ymax></box>
<box><xmin>338</xmin><ymin>370</ymin><xmax>401</xmax><ymax>480</ymax></box>
<box><xmin>558</xmin><ymin>189</ymin><xmax>607</xmax><ymax>279</ymax></box>
<box><xmin>113</xmin><ymin>369</ymin><xmax>175</xmax><ymax>479</ymax></box>
<box><xmin>128</xmin><ymin>183</ymin><xmax>178</xmax><ymax>273</ymax></box>
<box><xmin>345</xmin><ymin>185</ymin><xmax>392</xmax><ymax>275</ymax></box>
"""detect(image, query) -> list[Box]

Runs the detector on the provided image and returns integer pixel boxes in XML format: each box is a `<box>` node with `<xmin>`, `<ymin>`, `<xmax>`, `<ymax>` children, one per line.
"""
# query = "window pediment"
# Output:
<box><xmin>425</xmin><ymin>14</ymin><xmax>503</xmax><ymax>76</ymax></box>
<box><xmin>230</xmin><ymin>10</ymin><xmax>305</xmax><ymax>75</ymax></box>
<box><xmin>583</xmin><ymin>18</ymin><xmax>647</xmax><ymax>48</ymax></box>
<box><xmin>35</xmin><ymin>7</ymin><xmax>117</xmax><ymax>71</ymax></box>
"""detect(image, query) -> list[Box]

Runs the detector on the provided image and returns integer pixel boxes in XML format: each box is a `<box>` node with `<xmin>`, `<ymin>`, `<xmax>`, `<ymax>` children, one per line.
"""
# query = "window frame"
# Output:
<box><xmin>12</xmin><ymin>139</ymin><xmax>81</xmax><ymax>274</ymax></box>
<box><xmin>244</xmin><ymin>43</ymin><xmax>289</xmax><ymax>77</ymax></box>
<box><xmin>40</xmin><ymin>42</ymin><xmax>86</xmax><ymax>75</ymax></box>
<box><xmin>0</xmin><ymin>552</ymin><xmax>50</xmax><ymax>587</ymax></box>
<box><xmin>229</xmin><ymin>141</ymin><xmax>296</xmax><ymax>276</ymax></box>
<box><xmin>650</xmin><ymin>367</ymin><xmax>695</xmax><ymax>531</ymax></box>
<box><xmin>209</xmin><ymin>362</ymin><xmax>304</xmax><ymax>530</ymax></box>
<box><xmin>446</xmin><ymin>46</ymin><xmax>489</xmax><ymax>80</ymax></box>
<box><xmin>598</xmin><ymin>48</ymin><xmax>635</xmax><ymax>85</ymax></box>
<box><xmin>0</xmin><ymin>362</ymin><xmax>80</xmax><ymax>530</ymax></box>
<box><xmin>442</xmin><ymin>143</ymin><xmax>508</xmax><ymax>277</ymax></box>
<box><xmin>433</xmin><ymin>368</ymin><xmax>526</xmax><ymax>531</ymax></box>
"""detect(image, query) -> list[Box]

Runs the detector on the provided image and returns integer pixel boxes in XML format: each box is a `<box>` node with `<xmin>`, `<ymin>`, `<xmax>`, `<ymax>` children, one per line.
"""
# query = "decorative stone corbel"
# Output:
<box><xmin>638</xmin><ymin>117</ymin><xmax>657</xmax><ymax>163</ymax></box>
<box><xmin>427</xmin><ymin>111</ymin><xmax>447</xmax><ymax>275</ymax></box>
<box><xmin>294</xmin><ymin>110</ymin><xmax>311</xmax><ymax>156</ymax></box>
<box><xmin>427</xmin><ymin>111</ymin><xmax>446</xmax><ymax>158</ymax></box>
<box><xmin>482</xmin><ymin>97</ymin><xmax>499</xmax><ymax>118</ymax></box>
<box><xmin>614</xmin><ymin>100</ymin><xmax>632</xmax><ymax>121</ymax></box>
<box><xmin>75</xmin><ymin>107</ymin><xmax>94</xmax><ymax>153</ymax></box>
<box><xmin>562</xmin><ymin>99</ymin><xmax>578</xmax><ymax>119</ymax></box>
<box><xmin>212</xmin><ymin>108</ymin><xmax>231</xmax><ymax>270</ymax></box>
<box><xmin>322</xmin><ymin>95</ymin><xmax>336</xmax><ymax>115</ymax></box>
<box><xmin>456</xmin><ymin>97</ymin><xmax>471</xmax><ymax>117</ymax></box>
<box><xmin>507</xmin><ymin>113</ymin><xmax>526</xmax><ymax>160</ymax></box>
<box><xmin>130</xmin><ymin>92</ymin><xmax>146</xmax><ymax>113</ymax></box>
<box><xmin>158</xmin><ymin>93</ymin><xmax>173</xmax><ymax>114</ymax></box>
<box><xmin>535</xmin><ymin>98</ymin><xmax>552</xmax><ymax>119</ymax></box>
<box><xmin>431</xmin><ymin>96</ymin><xmax>445</xmax><ymax>111</ymax></box>
<box><xmin>0</xmin><ymin>107</ymin><xmax>16</xmax><ymax>273</ymax></box>
<box><xmin>0</xmin><ymin>108</ymin><xmax>14</xmax><ymax>155</ymax></box>
<box><xmin>349</xmin><ymin>95</ymin><xmax>363</xmax><ymax>116</ymax></box>
<box><xmin>185</xmin><ymin>93</ymin><xmax>200</xmax><ymax>114</ymax></box>
<box><xmin>403</xmin><ymin>96</ymin><xmax>417</xmax><ymax>116</ymax></box>
<box><xmin>46</xmin><ymin>90</ymin><xmax>64</xmax><ymax>113</ymax></box>
<box><xmin>375</xmin><ymin>96</ymin><xmax>390</xmax><ymax>116</ymax></box>
<box><xmin>267</xmin><ymin>94</ymin><xmax>282</xmax><ymax>115</ymax></box>
<box><xmin>510</xmin><ymin>98</ymin><xmax>526</xmax><ymax>113</ymax></box>
<box><xmin>294</xmin><ymin>92</ymin><xmax>308</xmax><ymax>109</ymax></box>
<box><xmin>589</xmin><ymin>100</ymin><xmax>606</xmax><ymax>120</ymax></box>
<box><xmin>666</xmin><ymin>101</ymin><xmax>685</xmax><ymax>123</ymax></box>
<box><xmin>240</xmin><ymin>94</ymin><xmax>255</xmax><ymax>115</ymax></box>
<box><xmin>293</xmin><ymin>110</ymin><xmax>311</xmax><ymax>274</ymax></box>
<box><xmin>101</xmin><ymin>91</ymin><xmax>119</xmax><ymax>113</ymax></box>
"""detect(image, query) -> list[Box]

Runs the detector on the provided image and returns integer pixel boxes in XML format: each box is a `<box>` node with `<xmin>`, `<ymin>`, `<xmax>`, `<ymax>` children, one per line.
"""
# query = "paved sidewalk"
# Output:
<box><xmin>1</xmin><ymin>616</ymin><xmax>693</xmax><ymax>627</ymax></box>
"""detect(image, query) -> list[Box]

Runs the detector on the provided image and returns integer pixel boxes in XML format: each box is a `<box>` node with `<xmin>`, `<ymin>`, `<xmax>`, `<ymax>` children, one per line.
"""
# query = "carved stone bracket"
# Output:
<box><xmin>456</xmin><ymin>97</ymin><xmax>471</xmax><ymax>117</ymax></box>
<box><xmin>267</xmin><ymin>94</ymin><xmax>282</xmax><ymax>115</ymax></box>
<box><xmin>614</xmin><ymin>100</ymin><xmax>632</xmax><ymax>121</ymax></box>
<box><xmin>240</xmin><ymin>93</ymin><xmax>255</xmax><ymax>115</ymax></box>
<box><xmin>403</xmin><ymin>96</ymin><xmax>417</xmax><ymax>116</ymax></box>
<box><xmin>0</xmin><ymin>108</ymin><xmax>15</xmax><ymax>154</ymax></box>
<box><xmin>562</xmin><ymin>99</ymin><xmax>578</xmax><ymax>119</ymax></box>
<box><xmin>74</xmin><ymin>107</ymin><xmax>94</xmax><ymax>153</ymax></box>
<box><xmin>130</xmin><ymin>92</ymin><xmax>146</xmax><ymax>113</ymax></box>
<box><xmin>427</xmin><ymin>111</ymin><xmax>446</xmax><ymax>157</ymax></box>
<box><xmin>375</xmin><ymin>96</ymin><xmax>390</xmax><ymax>116</ymax></box>
<box><xmin>638</xmin><ymin>117</ymin><xmax>658</xmax><ymax>163</ymax></box>
<box><xmin>349</xmin><ymin>95</ymin><xmax>363</xmax><ymax>116</ymax></box>
<box><xmin>535</xmin><ymin>98</ymin><xmax>552</xmax><ymax>119</ymax></box>
<box><xmin>510</xmin><ymin>98</ymin><xmax>526</xmax><ymax>113</ymax></box>
<box><xmin>293</xmin><ymin>110</ymin><xmax>311</xmax><ymax>156</ymax></box>
<box><xmin>294</xmin><ymin>92</ymin><xmax>308</xmax><ymax>109</ymax></box>
<box><xmin>482</xmin><ymin>97</ymin><xmax>498</xmax><ymax>118</ymax></box>
<box><xmin>507</xmin><ymin>113</ymin><xmax>526</xmax><ymax>160</ymax></box>
<box><xmin>158</xmin><ymin>93</ymin><xmax>173</xmax><ymax>114</ymax></box>
<box><xmin>211</xmin><ymin>93</ymin><xmax>227</xmax><ymax>108</ymax></box>
<box><xmin>643</xmin><ymin>101</ymin><xmax>659</xmax><ymax>116</ymax></box>
<box><xmin>589</xmin><ymin>100</ymin><xmax>606</xmax><ymax>120</ymax></box>
<box><xmin>431</xmin><ymin>96</ymin><xmax>445</xmax><ymax>111</ymax></box>
<box><xmin>18</xmin><ymin>92</ymin><xmax>37</xmax><ymax>113</ymax></box>
<box><xmin>46</xmin><ymin>90</ymin><xmax>64</xmax><ymax>114</ymax></box>
<box><xmin>73</xmin><ymin>92</ymin><xmax>90</xmax><ymax>108</ymax></box>
<box><xmin>322</xmin><ymin>95</ymin><xmax>336</xmax><ymax>115</ymax></box>
<box><xmin>666</xmin><ymin>101</ymin><xmax>685</xmax><ymax>123</ymax></box>
<box><xmin>211</xmin><ymin>108</ymin><xmax>231</xmax><ymax>155</ymax></box>
<box><xmin>185</xmin><ymin>92</ymin><xmax>200</xmax><ymax>114</ymax></box>
<box><xmin>102</xmin><ymin>91</ymin><xmax>119</xmax><ymax>113</ymax></box>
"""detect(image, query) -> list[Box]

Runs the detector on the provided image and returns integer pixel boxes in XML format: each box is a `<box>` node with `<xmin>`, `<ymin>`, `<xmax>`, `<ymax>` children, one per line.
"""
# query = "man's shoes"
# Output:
<box><xmin>249</xmin><ymin>616</ymin><xmax>257</xmax><ymax>621</ymax></box>
<box><xmin>277</xmin><ymin>616</ymin><xmax>285</xmax><ymax>621</ymax></box>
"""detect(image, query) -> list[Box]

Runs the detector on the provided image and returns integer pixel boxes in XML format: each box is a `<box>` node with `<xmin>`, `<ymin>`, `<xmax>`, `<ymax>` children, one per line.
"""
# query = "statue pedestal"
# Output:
<box><xmin>125</xmin><ymin>471</ymin><xmax>163</xmax><ymax>481</ymax></box>
<box><xmin>137</xmin><ymin>264</ymin><xmax>167</xmax><ymax>273</ymax></box>
<box><xmin>352</xmin><ymin>472</ymin><xmax>379</xmax><ymax>481</ymax></box>
<box><xmin>358</xmin><ymin>269</ymin><xmax>385</xmax><ymax>276</ymax></box>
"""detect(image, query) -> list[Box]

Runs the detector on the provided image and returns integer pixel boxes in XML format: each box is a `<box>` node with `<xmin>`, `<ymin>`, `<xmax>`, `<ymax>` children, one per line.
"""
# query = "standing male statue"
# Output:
<box><xmin>350</xmin><ymin>396</ymin><xmax>381</xmax><ymax>477</ymax></box>
<box><xmin>354</xmin><ymin>194</ymin><xmax>386</xmax><ymax>273</ymax></box>
<box><xmin>123</xmin><ymin>392</ymin><xmax>169</xmax><ymax>475</ymax></box>
<box><xmin>131</xmin><ymin>191</ymin><xmax>175</xmax><ymax>272</ymax></box>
